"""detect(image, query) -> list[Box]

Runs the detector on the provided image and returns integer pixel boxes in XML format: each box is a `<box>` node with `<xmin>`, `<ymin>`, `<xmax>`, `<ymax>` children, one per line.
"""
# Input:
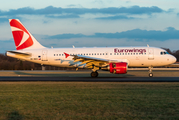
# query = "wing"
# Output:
<box><xmin>64</xmin><ymin>52</ymin><xmax>126</xmax><ymax>70</ymax></box>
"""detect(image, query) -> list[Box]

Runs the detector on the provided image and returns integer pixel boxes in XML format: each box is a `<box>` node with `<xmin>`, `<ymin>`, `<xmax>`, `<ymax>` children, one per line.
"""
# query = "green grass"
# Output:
<box><xmin>0</xmin><ymin>82</ymin><xmax>178</xmax><ymax>120</ymax></box>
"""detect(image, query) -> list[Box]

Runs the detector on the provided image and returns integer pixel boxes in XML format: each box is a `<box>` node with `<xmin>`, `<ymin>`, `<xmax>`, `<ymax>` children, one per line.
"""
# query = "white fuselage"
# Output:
<box><xmin>7</xmin><ymin>46</ymin><xmax>176</xmax><ymax>68</ymax></box>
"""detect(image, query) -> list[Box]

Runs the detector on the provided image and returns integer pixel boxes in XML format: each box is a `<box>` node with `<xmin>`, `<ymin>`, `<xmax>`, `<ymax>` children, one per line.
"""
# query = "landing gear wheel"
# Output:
<box><xmin>91</xmin><ymin>71</ymin><xmax>98</xmax><ymax>77</ymax></box>
<box><xmin>148</xmin><ymin>67</ymin><xmax>153</xmax><ymax>77</ymax></box>
<box><xmin>149</xmin><ymin>73</ymin><xmax>153</xmax><ymax>77</ymax></box>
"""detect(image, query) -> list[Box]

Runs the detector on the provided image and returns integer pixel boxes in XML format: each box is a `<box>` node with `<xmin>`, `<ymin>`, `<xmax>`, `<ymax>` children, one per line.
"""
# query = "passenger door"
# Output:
<box><xmin>148</xmin><ymin>48</ymin><xmax>154</xmax><ymax>60</ymax></box>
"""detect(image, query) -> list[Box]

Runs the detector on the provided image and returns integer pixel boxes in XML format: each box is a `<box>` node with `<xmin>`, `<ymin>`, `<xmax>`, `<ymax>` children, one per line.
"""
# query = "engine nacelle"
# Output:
<box><xmin>109</xmin><ymin>62</ymin><xmax>127</xmax><ymax>74</ymax></box>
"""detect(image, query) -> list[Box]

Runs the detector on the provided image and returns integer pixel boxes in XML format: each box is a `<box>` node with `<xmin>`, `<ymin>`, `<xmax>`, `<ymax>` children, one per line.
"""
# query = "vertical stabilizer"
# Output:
<box><xmin>9</xmin><ymin>19</ymin><xmax>45</xmax><ymax>50</ymax></box>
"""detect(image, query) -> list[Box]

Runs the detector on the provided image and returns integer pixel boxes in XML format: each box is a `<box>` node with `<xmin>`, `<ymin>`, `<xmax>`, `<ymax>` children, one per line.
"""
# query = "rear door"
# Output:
<box><xmin>42</xmin><ymin>50</ymin><xmax>48</xmax><ymax>61</ymax></box>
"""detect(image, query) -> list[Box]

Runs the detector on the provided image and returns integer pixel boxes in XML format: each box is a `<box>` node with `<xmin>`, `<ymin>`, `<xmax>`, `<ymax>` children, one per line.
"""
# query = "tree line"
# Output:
<box><xmin>0</xmin><ymin>48</ymin><xmax>178</xmax><ymax>70</ymax></box>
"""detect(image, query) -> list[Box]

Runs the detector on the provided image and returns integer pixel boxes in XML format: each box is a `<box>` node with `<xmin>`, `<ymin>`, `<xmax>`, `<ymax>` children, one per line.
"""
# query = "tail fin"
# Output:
<box><xmin>9</xmin><ymin>19</ymin><xmax>45</xmax><ymax>50</ymax></box>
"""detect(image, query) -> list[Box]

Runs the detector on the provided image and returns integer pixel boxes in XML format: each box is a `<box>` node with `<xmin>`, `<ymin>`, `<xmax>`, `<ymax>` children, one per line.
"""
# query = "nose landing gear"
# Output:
<box><xmin>148</xmin><ymin>67</ymin><xmax>153</xmax><ymax>77</ymax></box>
<box><xmin>149</xmin><ymin>73</ymin><xmax>153</xmax><ymax>77</ymax></box>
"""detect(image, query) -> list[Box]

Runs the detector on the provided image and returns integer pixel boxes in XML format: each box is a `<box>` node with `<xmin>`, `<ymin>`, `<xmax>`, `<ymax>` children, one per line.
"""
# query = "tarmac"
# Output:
<box><xmin>0</xmin><ymin>69</ymin><xmax>178</xmax><ymax>82</ymax></box>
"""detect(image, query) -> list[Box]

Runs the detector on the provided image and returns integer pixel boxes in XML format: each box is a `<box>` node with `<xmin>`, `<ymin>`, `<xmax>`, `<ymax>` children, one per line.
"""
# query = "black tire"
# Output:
<box><xmin>149</xmin><ymin>73</ymin><xmax>153</xmax><ymax>77</ymax></box>
<box><xmin>91</xmin><ymin>71</ymin><xmax>98</xmax><ymax>77</ymax></box>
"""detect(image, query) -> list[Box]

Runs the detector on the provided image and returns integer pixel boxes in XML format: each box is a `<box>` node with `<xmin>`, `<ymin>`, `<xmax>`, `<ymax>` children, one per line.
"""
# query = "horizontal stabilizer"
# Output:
<box><xmin>6</xmin><ymin>51</ymin><xmax>31</xmax><ymax>57</ymax></box>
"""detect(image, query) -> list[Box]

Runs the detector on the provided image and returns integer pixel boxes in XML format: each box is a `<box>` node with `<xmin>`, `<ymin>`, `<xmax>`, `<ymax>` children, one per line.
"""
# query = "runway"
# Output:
<box><xmin>0</xmin><ymin>76</ymin><xmax>179</xmax><ymax>82</ymax></box>
<box><xmin>0</xmin><ymin>69</ymin><xmax>178</xmax><ymax>82</ymax></box>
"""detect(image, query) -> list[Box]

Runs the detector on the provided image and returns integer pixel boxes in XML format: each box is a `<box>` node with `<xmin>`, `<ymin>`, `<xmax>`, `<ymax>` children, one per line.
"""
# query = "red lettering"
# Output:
<box><xmin>128</xmin><ymin>49</ymin><xmax>133</xmax><ymax>52</ymax></box>
<box><xmin>120</xmin><ymin>49</ymin><xmax>123</xmax><ymax>53</ymax></box>
<box><xmin>114</xmin><ymin>48</ymin><xmax>146</xmax><ymax>53</ymax></box>
<box><xmin>114</xmin><ymin>48</ymin><xmax>118</xmax><ymax>53</ymax></box>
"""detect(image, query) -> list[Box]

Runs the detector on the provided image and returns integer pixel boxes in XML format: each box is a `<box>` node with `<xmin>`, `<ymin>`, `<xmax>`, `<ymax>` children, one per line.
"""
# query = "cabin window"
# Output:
<box><xmin>94</xmin><ymin>53</ymin><xmax>96</xmax><ymax>55</ymax></box>
<box><xmin>97</xmin><ymin>53</ymin><xmax>99</xmax><ymax>55</ymax></box>
<box><xmin>59</xmin><ymin>54</ymin><xmax>61</xmax><ymax>56</ymax></box>
<box><xmin>54</xmin><ymin>54</ymin><xmax>55</xmax><ymax>56</ymax></box>
<box><xmin>89</xmin><ymin>53</ymin><xmax>91</xmax><ymax>55</ymax></box>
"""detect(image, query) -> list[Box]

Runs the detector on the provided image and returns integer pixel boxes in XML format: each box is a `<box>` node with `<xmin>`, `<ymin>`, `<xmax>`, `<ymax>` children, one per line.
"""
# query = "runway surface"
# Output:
<box><xmin>0</xmin><ymin>69</ymin><xmax>178</xmax><ymax>82</ymax></box>
<box><xmin>0</xmin><ymin>76</ymin><xmax>179</xmax><ymax>82</ymax></box>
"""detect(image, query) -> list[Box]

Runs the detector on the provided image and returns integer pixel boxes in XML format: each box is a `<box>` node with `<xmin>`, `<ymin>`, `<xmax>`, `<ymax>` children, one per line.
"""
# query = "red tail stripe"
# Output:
<box><xmin>10</xmin><ymin>19</ymin><xmax>33</xmax><ymax>50</ymax></box>
<box><xmin>12</xmin><ymin>31</ymin><xmax>23</xmax><ymax>47</ymax></box>
<box><xmin>10</xmin><ymin>19</ymin><xmax>29</xmax><ymax>34</ymax></box>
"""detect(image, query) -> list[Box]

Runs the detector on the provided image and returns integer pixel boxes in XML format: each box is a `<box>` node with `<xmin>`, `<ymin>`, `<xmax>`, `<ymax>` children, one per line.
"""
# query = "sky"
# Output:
<box><xmin>0</xmin><ymin>0</ymin><xmax>179</xmax><ymax>53</ymax></box>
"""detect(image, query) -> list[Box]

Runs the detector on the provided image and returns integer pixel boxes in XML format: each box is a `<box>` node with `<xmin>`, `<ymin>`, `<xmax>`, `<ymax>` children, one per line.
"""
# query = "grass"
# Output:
<box><xmin>0</xmin><ymin>82</ymin><xmax>178</xmax><ymax>119</ymax></box>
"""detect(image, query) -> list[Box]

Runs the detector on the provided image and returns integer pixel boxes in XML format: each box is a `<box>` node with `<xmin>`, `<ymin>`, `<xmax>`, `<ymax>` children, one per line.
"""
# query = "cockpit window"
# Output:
<box><xmin>160</xmin><ymin>51</ymin><xmax>169</xmax><ymax>55</ymax></box>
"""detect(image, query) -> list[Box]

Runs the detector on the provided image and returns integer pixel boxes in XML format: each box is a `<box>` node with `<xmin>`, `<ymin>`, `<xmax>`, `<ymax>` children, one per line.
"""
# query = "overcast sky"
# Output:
<box><xmin>0</xmin><ymin>0</ymin><xmax>179</xmax><ymax>53</ymax></box>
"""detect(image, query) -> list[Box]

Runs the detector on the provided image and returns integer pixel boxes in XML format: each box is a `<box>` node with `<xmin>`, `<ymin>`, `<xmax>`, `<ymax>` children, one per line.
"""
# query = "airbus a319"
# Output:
<box><xmin>6</xmin><ymin>19</ymin><xmax>176</xmax><ymax>77</ymax></box>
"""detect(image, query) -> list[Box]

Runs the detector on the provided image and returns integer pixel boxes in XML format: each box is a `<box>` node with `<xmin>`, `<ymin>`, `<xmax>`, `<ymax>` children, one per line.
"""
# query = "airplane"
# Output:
<box><xmin>6</xmin><ymin>19</ymin><xmax>176</xmax><ymax>77</ymax></box>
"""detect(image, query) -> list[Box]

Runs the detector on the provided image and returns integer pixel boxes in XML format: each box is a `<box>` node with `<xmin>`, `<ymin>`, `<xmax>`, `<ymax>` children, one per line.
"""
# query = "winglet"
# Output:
<box><xmin>64</xmin><ymin>52</ymin><xmax>70</xmax><ymax>58</ymax></box>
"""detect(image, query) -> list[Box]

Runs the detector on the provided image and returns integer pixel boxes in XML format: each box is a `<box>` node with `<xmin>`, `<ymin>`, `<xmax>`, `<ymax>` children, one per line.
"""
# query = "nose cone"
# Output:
<box><xmin>171</xmin><ymin>55</ymin><xmax>177</xmax><ymax>64</ymax></box>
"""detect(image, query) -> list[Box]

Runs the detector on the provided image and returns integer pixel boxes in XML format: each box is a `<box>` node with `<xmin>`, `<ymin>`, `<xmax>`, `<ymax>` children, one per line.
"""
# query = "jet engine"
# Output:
<box><xmin>109</xmin><ymin>62</ymin><xmax>127</xmax><ymax>74</ymax></box>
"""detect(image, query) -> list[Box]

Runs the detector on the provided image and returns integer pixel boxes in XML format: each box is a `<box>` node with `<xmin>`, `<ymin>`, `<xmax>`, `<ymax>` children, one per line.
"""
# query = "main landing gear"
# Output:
<box><xmin>91</xmin><ymin>71</ymin><xmax>98</xmax><ymax>77</ymax></box>
<box><xmin>148</xmin><ymin>67</ymin><xmax>153</xmax><ymax>77</ymax></box>
<box><xmin>90</xmin><ymin>67</ymin><xmax>154</xmax><ymax>77</ymax></box>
